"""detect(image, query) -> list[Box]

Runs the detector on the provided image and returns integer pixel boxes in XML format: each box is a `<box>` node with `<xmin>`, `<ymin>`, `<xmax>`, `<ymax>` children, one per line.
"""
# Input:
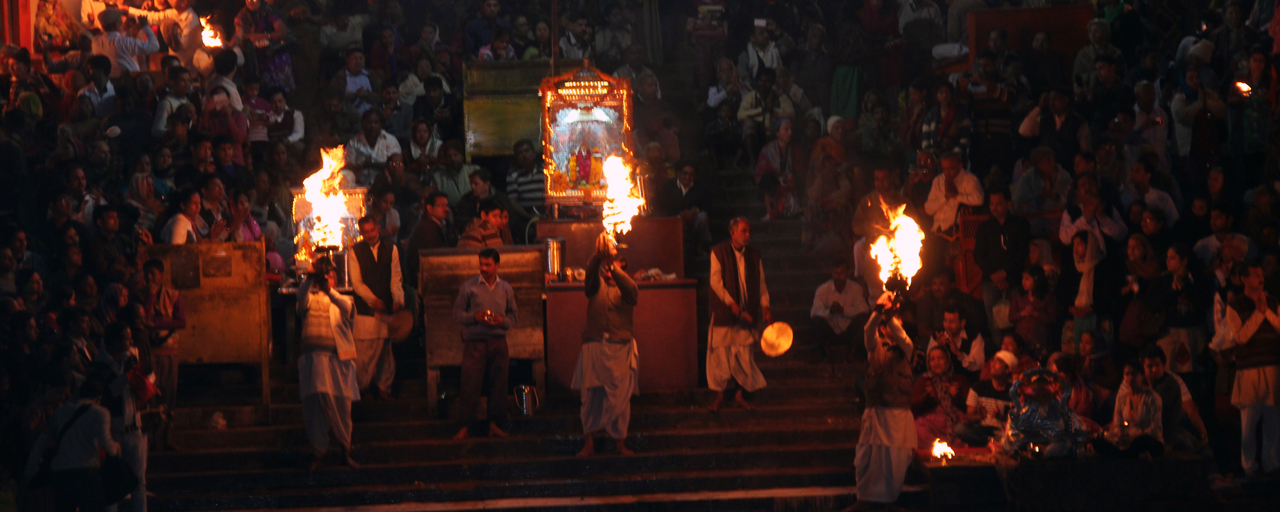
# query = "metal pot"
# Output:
<box><xmin>538</xmin><ymin>238</ymin><xmax>565</xmax><ymax>280</ymax></box>
<box><xmin>515</xmin><ymin>385</ymin><xmax>539</xmax><ymax>416</ymax></box>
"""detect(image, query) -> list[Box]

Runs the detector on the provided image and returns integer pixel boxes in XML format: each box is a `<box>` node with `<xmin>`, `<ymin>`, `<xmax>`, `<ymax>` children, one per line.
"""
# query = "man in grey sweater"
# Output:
<box><xmin>452</xmin><ymin>248</ymin><xmax>518</xmax><ymax>439</ymax></box>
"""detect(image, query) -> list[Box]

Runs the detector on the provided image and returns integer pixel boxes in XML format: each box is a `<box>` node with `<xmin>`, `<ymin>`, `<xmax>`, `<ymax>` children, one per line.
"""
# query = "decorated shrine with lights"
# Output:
<box><xmin>539</xmin><ymin>66</ymin><xmax>635</xmax><ymax>206</ymax></box>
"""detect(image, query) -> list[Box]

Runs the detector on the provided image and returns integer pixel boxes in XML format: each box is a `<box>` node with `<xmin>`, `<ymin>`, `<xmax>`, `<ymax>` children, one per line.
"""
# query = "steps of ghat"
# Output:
<box><xmin>149</xmin><ymin>355</ymin><xmax>882</xmax><ymax>511</ymax></box>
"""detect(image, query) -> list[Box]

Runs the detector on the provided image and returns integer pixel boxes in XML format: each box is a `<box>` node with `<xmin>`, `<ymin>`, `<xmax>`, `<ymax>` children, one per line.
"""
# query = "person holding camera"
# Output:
<box><xmin>296</xmin><ymin>256</ymin><xmax>360</xmax><ymax>469</ymax></box>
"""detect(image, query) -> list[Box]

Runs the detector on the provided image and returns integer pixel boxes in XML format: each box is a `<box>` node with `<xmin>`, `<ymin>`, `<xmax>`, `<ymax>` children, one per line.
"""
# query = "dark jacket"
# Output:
<box><xmin>404</xmin><ymin>217</ymin><xmax>454</xmax><ymax>280</ymax></box>
<box><xmin>655</xmin><ymin>178</ymin><xmax>712</xmax><ymax>217</ymax></box>
<box><xmin>973</xmin><ymin>214</ymin><xmax>1031</xmax><ymax>282</ymax></box>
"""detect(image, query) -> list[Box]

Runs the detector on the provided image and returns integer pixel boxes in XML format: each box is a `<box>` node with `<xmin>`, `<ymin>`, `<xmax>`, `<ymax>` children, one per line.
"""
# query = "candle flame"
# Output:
<box><xmin>601</xmin><ymin>155</ymin><xmax>644</xmax><ymax>238</ymax></box>
<box><xmin>1236</xmin><ymin>82</ymin><xmax>1252</xmax><ymax>97</ymax></box>
<box><xmin>200</xmin><ymin>16</ymin><xmax>223</xmax><ymax>48</ymax></box>
<box><xmin>932</xmin><ymin>439</ymin><xmax>955</xmax><ymax>459</ymax></box>
<box><xmin>869</xmin><ymin>204</ymin><xmax>925</xmax><ymax>289</ymax></box>
<box><xmin>294</xmin><ymin>146</ymin><xmax>357</xmax><ymax>267</ymax></box>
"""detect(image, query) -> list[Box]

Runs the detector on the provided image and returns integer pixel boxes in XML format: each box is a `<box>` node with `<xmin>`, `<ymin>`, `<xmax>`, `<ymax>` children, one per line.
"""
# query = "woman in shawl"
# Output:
<box><xmin>805</xmin><ymin>117</ymin><xmax>853</xmax><ymax>248</ymax></box>
<box><xmin>1008</xmin><ymin>265</ymin><xmax>1058</xmax><ymax>358</ymax></box>
<box><xmin>755</xmin><ymin>117</ymin><xmax>800</xmax><ymax>220</ymax></box>
<box><xmin>370</xmin><ymin>26</ymin><xmax>409</xmax><ymax>83</ymax></box>
<box><xmin>1117</xmin><ymin>234</ymin><xmax>1164</xmax><ymax>354</ymax></box>
<box><xmin>236</xmin><ymin>0</ymin><xmax>295</xmax><ymax>91</ymax></box>
<box><xmin>1059</xmin><ymin>230</ymin><xmax>1111</xmax><ymax>353</ymax></box>
<box><xmin>920</xmin><ymin>81</ymin><xmax>970</xmax><ymax>155</ymax></box>
<box><xmin>912</xmin><ymin>346</ymin><xmax>970</xmax><ymax>449</ymax></box>
<box><xmin>127</xmin><ymin>173</ymin><xmax>165</xmax><ymax>233</ymax></box>
<box><xmin>1048</xmin><ymin>352</ymin><xmax>1100</xmax><ymax>429</ymax></box>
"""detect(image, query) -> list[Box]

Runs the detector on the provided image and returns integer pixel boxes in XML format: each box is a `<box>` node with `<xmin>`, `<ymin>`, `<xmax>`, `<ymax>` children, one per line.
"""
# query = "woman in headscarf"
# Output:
<box><xmin>912</xmin><ymin>346</ymin><xmax>970</xmax><ymax>449</ymax></box>
<box><xmin>1059</xmin><ymin>230</ymin><xmax>1111</xmax><ymax>353</ymax></box>
<box><xmin>1117</xmin><ymin>234</ymin><xmax>1164</xmax><ymax>355</ymax></box>
<box><xmin>236</xmin><ymin>0</ymin><xmax>295</xmax><ymax>91</ymax></box>
<box><xmin>804</xmin><ymin>116</ymin><xmax>853</xmax><ymax>248</ymax></box>
<box><xmin>1008</xmin><ymin>267</ymin><xmax>1058</xmax><ymax>358</ymax></box>
<box><xmin>755</xmin><ymin>117</ymin><xmax>800</xmax><ymax>221</ymax></box>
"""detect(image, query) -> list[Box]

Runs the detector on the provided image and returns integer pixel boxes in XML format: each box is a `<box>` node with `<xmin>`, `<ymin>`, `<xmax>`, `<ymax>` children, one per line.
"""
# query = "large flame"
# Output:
<box><xmin>294</xmin><ymin>147</ymin><xmax>356</xmax><ymax>267</ymax></box>
<box><xmin>200</xmin><ymin>17</ymin><xmax>222</xmax><ymax>48</ymax></box>
<box><xmin>868</xmin><ymin>204</ymin><xmax>925</xmax><ymax>289</ymax></box>
<box><xmin>601</xmin><ymin>155</ymin><xmax>644</xmax><ymax>238</ymax></box>
<box><xmin>932</xmin><ymin>439</ymin><xmax>955</xmax><ymax>459</ymax></box>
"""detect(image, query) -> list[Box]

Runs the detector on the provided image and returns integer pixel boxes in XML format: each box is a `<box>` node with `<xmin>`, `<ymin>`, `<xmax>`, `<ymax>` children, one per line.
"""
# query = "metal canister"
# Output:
<box><xmin>539</xmin><ymin>237</ymin><xmax>565</xmax><ymax>280</ymax></box>
<box><xmin>515</xmin><ymin>385</ymin><xmax>539</xmax><ymax>416</ymax></box>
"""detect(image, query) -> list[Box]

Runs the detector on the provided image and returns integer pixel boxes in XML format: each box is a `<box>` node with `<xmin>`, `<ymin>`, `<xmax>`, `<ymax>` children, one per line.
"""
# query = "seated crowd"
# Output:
<box><xmin>2</xmin><ymin>0</ymin><xmax>1280</xmax><ymax>510</ymax></box>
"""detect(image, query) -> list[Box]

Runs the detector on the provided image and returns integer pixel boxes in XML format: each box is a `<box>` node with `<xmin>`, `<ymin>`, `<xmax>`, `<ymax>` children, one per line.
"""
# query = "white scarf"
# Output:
<box><xmin>747</xmin><ymin>42</ymin><xmax>780</xmax><ymax>79</ymax></box>
<box><xmin>1073</xmin><ymin>232</ymin><xmax>1103</xmax><ymax>309</ymax></box>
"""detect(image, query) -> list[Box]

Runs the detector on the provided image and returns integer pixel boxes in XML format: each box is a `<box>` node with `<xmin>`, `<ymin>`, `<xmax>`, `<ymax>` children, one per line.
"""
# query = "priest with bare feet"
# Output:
<box><xmin>574</xmin><ymin>234</ymin><xmax>640</xmax><ymax>457</ymax></box>
<box><xmin>296</xmin><ymin>257</ymin><xmax>360</xmax><ymax>469</ymax></box>
<box><xmin>707</xmin><ymin>217</ymin><xmax>770</xmax><ymax>411</ymax></box>
<box><xmin>452</xmin><ymin>248</ymin><xmax>518</xmax><ymax>440</ymax></box>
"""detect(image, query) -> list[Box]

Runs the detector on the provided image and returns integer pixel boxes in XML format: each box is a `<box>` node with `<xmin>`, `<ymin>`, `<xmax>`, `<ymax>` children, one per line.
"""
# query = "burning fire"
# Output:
<box><xmin>932</xmin><ymin>439</ymin><xmax>955</xmax><ymax>460</ymax></box>
<box><xmin>294</xmin><ymin>146</ymin><xmax>358</xmax><ymax>267</ymax></box>
<box><xmin>200</xmin><ymin>16</ymin><xmax>222</xmax><ymax>48</ymax></box>
<box><xmin>601</xmin><ymin>155</ymin><xmax>644</xmax><ymax>238</ymax></box>
<box><xmin>868</xmin><ymin>204</ymin><xmax>925</xmax><ymax>290</ymax></box>
<box><xmin>1237</xmin><ymin>82</ymin><xmax>1252</xmax><ymax>97</ymax></box>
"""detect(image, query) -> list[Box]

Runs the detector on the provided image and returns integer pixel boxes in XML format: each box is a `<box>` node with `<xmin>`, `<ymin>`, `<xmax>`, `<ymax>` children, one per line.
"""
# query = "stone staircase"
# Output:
<box><xmin>147</xmin><ymin>355</ymin><xmax>911</xmax><ymax>511</ymax></box>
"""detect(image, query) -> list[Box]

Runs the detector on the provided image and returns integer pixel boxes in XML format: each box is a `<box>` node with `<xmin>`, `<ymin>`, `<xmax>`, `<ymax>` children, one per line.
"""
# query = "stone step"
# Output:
<box><xmin>151</xmin><ymin>422</ymin><xmax>858</xmax><ymax>474</ymax></box>
<box><xmin>175</xmin><ymin>364</ymin><xmax>854</xmax><ymax>419</ymax></box>
<box><xmin>151</xmin><ymin>466</ymin><xmax>879</xmax><ymax>511</ymax></box>
<box><xmin>149</xmin><ymin>443</ymin><xmax>860</xmax><ymax>496</ymax></box>
<box><xmin>168</xmin><ymin>392</ymin><xmax>858</xmax><ymax>430</ymax></box>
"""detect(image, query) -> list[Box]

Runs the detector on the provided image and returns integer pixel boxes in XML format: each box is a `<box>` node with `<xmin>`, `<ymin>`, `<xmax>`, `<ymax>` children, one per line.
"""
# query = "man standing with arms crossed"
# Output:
<box><xmin>452</xmin><ymin>248</ymin><xmax>517</xmax><ymax>439</ymax></box>
<box><xmin>349</xmin><ymin>216</ymin><xmax>404</xmax><ymax>400</ymax></box>
<box><xmin>574</xmin><ymin>235</ymin><xmax>640</xmax><ymax>456</ymax></box>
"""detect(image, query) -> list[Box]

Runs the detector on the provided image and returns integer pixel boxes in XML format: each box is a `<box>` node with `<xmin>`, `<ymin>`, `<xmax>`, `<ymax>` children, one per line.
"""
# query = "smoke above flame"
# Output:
<box><xmin>868</xmin><ymin>204</ymin><xmax>925</xmax><ymax>290</ymax></box>
<box><xmin>601</xmin><ymin>156</ymin><xmax>644</xmax><ymax>238</ymax></box>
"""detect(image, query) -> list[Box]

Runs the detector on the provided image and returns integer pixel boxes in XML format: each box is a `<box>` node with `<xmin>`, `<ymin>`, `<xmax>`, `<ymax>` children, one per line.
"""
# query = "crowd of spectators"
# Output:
<box><xmin>2</xmin><ymin>0</ymin><xmax>1280</xmax><ymax>509</ymax></box>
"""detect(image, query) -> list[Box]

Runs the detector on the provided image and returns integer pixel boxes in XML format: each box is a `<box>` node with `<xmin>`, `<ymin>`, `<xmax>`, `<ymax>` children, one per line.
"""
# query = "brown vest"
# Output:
<box><xmin>352</xmin><ymin>239</ymin><xmax>395</xmax><ymax>316</ymax></box>
<box><xmin>711</xmin><ymin>242</ymin><xmax>762</xmax><ymax>328</ymax></box>
<box><xmin>1228</xmin><ymin>296</ymin><xmax>1280</xmax><ymax>369</ymax></box>
<box><xmin>866</xmin><ymin>340</ymin><xmax>914</xmax><ymax>409</ymax></box>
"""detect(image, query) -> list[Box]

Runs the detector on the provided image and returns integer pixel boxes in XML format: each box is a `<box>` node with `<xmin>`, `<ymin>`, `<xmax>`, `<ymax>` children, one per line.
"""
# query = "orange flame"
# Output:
<box><xmin>200</xmin><ymin>16</ymin><xmax>222</xmax><ymax>48</ymax></box>
<box><xmin>1237</xmin><ymin>82</ymin><xmax>1252</xmax><ymax>97</ymax></box>
<box><xmin>932</xmin><ymin>439</ymin><xmax>955</xmax><ymax>459</ymax></box>
<box><xmin>601</xmin><ymin>156</ymin><xmax>644</xmax><ymax>238</ymax></box>
<box><xmin>294</xmin><ymin>147</ymin><xmax>356</xmax><ymax>267</ymax></box>
<box><xmin>868</xmin><ymin>204</ymin><xmax>925</xmax><ymax>290</ymax></box>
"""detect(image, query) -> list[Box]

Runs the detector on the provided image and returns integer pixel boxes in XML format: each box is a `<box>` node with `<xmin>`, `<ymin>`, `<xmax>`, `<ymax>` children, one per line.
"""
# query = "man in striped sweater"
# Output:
<box><xmin>505</xmin><ymin>139</ymin><xmax>546</xmax><ymax>216</ymax></box>
<box><xmin>458</xmin><ymin>199</ymin><xmax>511</xmax><ymax>247</ymax></box>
